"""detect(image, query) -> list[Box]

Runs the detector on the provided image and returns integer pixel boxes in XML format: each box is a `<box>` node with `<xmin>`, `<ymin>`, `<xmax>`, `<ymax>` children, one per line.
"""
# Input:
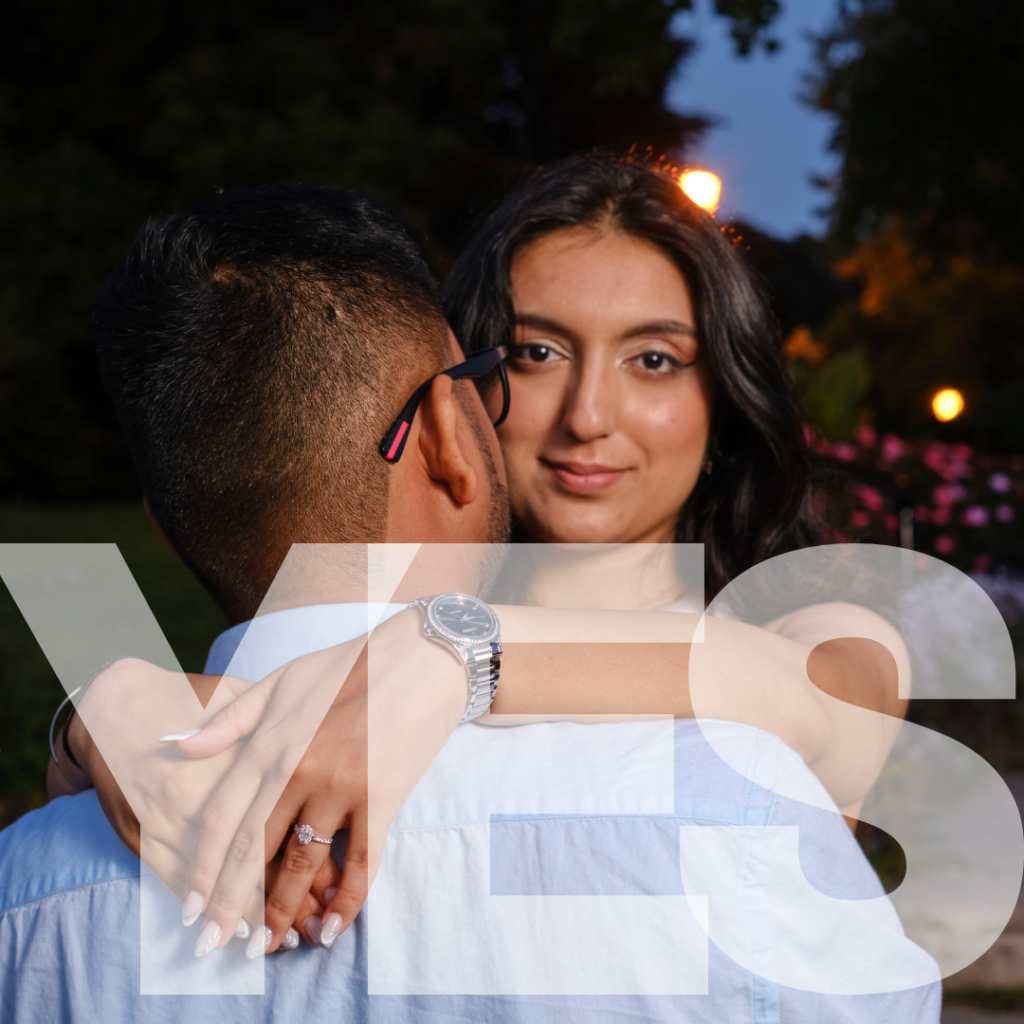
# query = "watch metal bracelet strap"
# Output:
<box><xmin>461</xmin><ymin>639</ymin><xmax>503</xmax><ymax>722</ymax></box>
<box><xmin>415</xmin><ymin>593</ymin><xmax>502</xmax><ymax>723</ymax></box>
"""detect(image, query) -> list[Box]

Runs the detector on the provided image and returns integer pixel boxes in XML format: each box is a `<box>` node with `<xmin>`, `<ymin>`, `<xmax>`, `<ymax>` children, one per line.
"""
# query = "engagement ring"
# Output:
<box><xmin>293</xmin><ymin>823</ymin><xmax>333</xmax><ymax>846</ymax></box>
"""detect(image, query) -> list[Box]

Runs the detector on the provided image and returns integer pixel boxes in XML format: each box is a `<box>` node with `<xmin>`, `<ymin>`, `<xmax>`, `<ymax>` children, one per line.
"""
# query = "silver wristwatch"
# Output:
<box><xmin>415</xmin><ymin>592</ymin><xmax>502</xmax><ymax>723</ymax></box>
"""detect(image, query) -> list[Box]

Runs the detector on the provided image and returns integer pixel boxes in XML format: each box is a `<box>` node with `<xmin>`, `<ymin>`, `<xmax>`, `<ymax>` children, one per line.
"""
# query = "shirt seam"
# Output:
<box><xmin>0</xmin><ymin>871</ymin><xmax>138</xmax><ymax>916</ymax></box>
<box><xmin>391</xmin><ymin>813</ymin><xmax>759</xmax><ymax>834</ymax></box>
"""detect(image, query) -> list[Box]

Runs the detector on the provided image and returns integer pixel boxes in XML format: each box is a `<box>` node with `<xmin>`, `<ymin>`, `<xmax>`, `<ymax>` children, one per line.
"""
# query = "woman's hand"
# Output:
<box><xmin>60</xmin><ymin>701</ymin><xmax>333</xmax><ymax>952</ymax></box>
<box><xmin>64</xmin><ymin>660</ymin><xmax>258</xmax><ymax>918</ymax></box>
<box><xmin>165</xmin><ymin>607</ymin><xmax>467</xmax><ymax>955</ymax></box>
<box><xmin>46</xmin><ymin>669</ymin><xmax>227</xmax><ymax>805</ymax></box>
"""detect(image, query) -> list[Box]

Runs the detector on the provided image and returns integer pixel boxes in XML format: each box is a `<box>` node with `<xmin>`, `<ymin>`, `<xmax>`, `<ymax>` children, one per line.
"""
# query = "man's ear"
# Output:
<box><xmin>143</xmin><ymin>497</ymin><xmax>181</xmax><ymax>561</ymax></box>
<box><xmin>416</xmin><ymin>374</ymin><xmax>479</xmax><ymax>507</ymax></box>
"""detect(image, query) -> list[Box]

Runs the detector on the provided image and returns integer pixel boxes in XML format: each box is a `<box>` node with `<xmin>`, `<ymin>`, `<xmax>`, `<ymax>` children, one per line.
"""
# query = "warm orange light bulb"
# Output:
<box><xmin>680</xmin><ymin>170</ymin><xmax>722</xmax><ymax>213</ymax></box>
<box><xmin>932</xmin><ymin>388</ymin><xmax>965</xmax><ymax>422</ymax></box>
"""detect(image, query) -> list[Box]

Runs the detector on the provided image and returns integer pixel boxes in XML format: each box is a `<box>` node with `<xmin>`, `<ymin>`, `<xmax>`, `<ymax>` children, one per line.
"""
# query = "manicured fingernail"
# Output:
<box><xmin>320</xmin><ymin>912</ymin><xmax>343</xmax><ymax>947</ymax></box>
<box><xmin>159</xmin><ymin>728</ymin><xmax>201</xmax><ymax>742</ymax></box>
<box><xmin>181</xmin><ymin>890</ymin><xmax>204</xmax><ymax>927</ymax></box>
<box><xmin>305</xmin><ymin>915</ymin><xmax>322</xmax><ymax>945</ymax></box>
<box><xmin>281</xmin><ymin>927</ymin><xmax>300</xmax><ymax>950</ymax></box>
<box><xmin>234</xmin><ymin>918</ymin><xmax>251</xmax><ymax>940</ymax></box>
<box><xmin>245</xmin><ymin>925</ymin><xmax>272</xmax><ymax>960</ymax></box>
<box><xmin>194</xmin><ymin>920</ymin><xmax>221</xmax><ymax>958</ymax></box>
<box><xmin>324</xmin><ymin>887</ymin><xmax>337</xmax><ymax>904</ymax></box>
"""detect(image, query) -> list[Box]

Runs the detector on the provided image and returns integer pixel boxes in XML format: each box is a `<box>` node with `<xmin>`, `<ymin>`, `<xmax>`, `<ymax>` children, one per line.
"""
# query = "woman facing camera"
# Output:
<box><xmin>444</xmin><ymin>151</ymin><xmax>818</xmax><ymax>598</ymax></box>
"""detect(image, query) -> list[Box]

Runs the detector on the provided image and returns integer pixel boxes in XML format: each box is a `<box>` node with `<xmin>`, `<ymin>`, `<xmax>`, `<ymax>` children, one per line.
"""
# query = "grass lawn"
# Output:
<box><xmin>0</xmin><ymin>502</ymin><xmax>227</xmax><ymax>828</ymax></box>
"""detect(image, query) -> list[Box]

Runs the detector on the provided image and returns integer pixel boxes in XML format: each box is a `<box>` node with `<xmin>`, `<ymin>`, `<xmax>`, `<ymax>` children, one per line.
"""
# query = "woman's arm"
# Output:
<box><xmin>760</xmin><ymin>602</ymin><xmax>909</xmax><ymax>817</ymax></box>
<box><xmin>66</xmin><ymin>603</ymin><xmax>904</xmax><ymax>817</ymax></box>
<box><xmin>488</xmin><ymin>603</ymin><xmax>907</xmax><ymax>813</ymax></box>
<box><xmin>67</xmin><ymin>601</ymin><xmax>905</xmax><ymax>950</ymax></box>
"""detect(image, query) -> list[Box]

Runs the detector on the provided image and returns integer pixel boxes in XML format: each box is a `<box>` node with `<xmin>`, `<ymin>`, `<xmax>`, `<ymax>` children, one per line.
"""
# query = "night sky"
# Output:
<box><xmin>667</xmin><ymin>0</ymin><xmax>837</xmax><ymax>239</ymax></box>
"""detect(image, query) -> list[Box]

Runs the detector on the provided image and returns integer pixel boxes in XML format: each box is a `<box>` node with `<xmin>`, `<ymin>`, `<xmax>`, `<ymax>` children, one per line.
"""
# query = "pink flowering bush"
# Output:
<box><xmin>962</xmin><ymin>506</ymin><xmax>989</xmax><ymax>527</ymax></box>
<box><xmin>807</xmin><ymin>428</ymin><xmax>1024</xmax><ymax>571</ymax></box>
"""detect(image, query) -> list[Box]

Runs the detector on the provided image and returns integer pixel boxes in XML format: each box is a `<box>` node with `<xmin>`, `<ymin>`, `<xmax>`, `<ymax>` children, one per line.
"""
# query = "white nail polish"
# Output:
<box><xmin>281</xmin><ymin>927</ymin><xmax>300</xmax><ymax>950</ymax></box>
<box><xmin>324</xmin><ymin>886</ymin><xmax>337</xmax><ymax>904</ymax></box>
<box><xmin>181</xmin><ymin>890</ymin><xmax>204</xmax><ymax>927</ymax></box>
<box><xmin>194</xmin><ymin>920</ymin><xmax>222</xmax><ymax>958</ymax></box>
<box><xmin>234</xmin><ymin>918</ymin><xmax>251</xmax><ymax>940</ymax></box>
<box><xmin>158</xmin><ymin>728</ymin><xmax>201</xmax><ymax>742</ymax></box>
<box><xmin>320</xmin><ymin>912</ymin><xmax>343</xmax><ymax>948</ymax></box>
<box><xmin>245</xmin><ymin>925</ymin><xmax>272</xmax><ymax>960</ymax></box>
<box><xmin>305</xmin><ymin>915</ymin><xmax>322</xmax><ymax>946</ymax></box>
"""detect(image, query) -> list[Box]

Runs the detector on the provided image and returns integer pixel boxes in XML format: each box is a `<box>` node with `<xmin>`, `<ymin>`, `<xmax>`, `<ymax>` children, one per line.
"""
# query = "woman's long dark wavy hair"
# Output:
<box><xmin>441</xmin><ymin>152</ymin><xmax>821</xmax><ymax>599</ymax></box>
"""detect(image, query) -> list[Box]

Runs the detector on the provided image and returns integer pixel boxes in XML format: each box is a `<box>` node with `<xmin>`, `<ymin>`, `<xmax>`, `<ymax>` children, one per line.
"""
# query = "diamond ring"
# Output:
<box><xmin>293</xmin><ymin>823</ymin><xmax>333</xmax><ymax>846</ymax></box>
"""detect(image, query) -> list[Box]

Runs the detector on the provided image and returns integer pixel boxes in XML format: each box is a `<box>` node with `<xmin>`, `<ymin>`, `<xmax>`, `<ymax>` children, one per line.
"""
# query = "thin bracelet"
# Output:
<box><xmin>61</xmin><ymin>707</ymin><xmax>84</xmax><ymax>771</ymax></box>
<box><xmin>49</xmin><ymin>688</ymin><xmax>82</xmax><ymax>767</ymax></box>
<box><xmin>48</xmin><ymin>657</ymin><xmax>132</xmax><ymax>768</ymax></box>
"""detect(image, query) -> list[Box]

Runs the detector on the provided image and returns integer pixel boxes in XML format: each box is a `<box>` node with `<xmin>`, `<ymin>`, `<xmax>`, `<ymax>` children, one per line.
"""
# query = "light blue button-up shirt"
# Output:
<box><xmin>0</xmin><ymin>604</ymin><xmax>941</xmax><ymax>1022</ymax></box>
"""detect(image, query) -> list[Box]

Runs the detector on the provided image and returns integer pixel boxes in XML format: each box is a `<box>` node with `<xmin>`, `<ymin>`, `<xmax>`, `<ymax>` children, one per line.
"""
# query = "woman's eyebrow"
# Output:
<box><xmin>514</xmin><ymin>313</ymin><xmax>580</xmax><ymax>342</ymax></box>
<box><xmin>514</xmin><ymin>314</ymin><xmax>696</xmax><ymax>342</ymax></box>
<box><xmin>622</xmin><ymin>319</ymin><xmax>698</xmax><ymax>340</ymax></box>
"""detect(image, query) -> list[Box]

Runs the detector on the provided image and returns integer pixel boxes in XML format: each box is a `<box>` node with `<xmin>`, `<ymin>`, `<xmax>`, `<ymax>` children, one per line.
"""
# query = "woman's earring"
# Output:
<box><xmin>701</xmin><ymin>439</ymin><xmax>719</xmax><ymax>477</ymax></box>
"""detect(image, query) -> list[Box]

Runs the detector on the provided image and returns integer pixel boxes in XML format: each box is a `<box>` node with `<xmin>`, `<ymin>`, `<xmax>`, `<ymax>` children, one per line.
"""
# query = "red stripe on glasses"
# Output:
<box><xmin>385</xmin><ymin>421</ymin><xmax>409</xmax><ymax>461</ymax></box>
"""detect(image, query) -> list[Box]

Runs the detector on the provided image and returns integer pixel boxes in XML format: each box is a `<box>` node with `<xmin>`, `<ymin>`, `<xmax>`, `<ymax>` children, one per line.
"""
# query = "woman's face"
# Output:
<box><xmin>500</xmin><ymin>226</ymin><xmax>714</xmax><ymax>545</ymax></box>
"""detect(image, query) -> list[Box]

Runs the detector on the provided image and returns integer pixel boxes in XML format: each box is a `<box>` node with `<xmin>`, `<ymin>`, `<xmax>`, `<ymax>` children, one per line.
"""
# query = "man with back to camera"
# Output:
<box><xmin>0</xmin><ymin>183</ymin><xmax>940</xmax><ymax>1022</ymax></box>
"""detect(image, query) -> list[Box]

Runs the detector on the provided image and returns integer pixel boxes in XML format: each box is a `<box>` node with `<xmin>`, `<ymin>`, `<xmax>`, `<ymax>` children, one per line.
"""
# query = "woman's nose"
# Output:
<box><xmin>561</xmin><ymin>360</ymin><xmax>616</xmax><ymax>443</ymax></box>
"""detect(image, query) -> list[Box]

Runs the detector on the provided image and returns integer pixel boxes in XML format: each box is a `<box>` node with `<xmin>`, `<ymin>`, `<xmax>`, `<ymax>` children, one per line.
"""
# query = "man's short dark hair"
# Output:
<box><xmin>94</xmin><ymin>183</ymin><xmax>450</xmax><ymax>620</ymax></box>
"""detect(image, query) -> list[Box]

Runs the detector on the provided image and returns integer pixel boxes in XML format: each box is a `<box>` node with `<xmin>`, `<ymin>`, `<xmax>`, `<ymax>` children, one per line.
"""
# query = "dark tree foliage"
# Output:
<box><xmin>730</xmin><ymin>223</ymin><xmax>858</xmax><ymax>338</ymax></box>
<box><xmin>801</xmin><ymin>0</ymin><xmax>1024</xmax><ymax>451</ymax></box>
<box><xmin>0</xmin><ymin>0</ymin><xmax>781</xmax><ymax>500</ymax></box>
<box><xmin>810</xmin><ymin>0</ymin><xmax>1024</xmax><ymax>263</ymax></box>
<box><xmin>714</xmin><ymin>0</ymin><xmax>781</xmax><ymax>55</ymax></box>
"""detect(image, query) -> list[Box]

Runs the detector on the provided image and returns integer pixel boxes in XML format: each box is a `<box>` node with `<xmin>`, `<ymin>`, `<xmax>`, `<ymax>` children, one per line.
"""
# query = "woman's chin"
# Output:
<box><xmin>513</xmin><ymin>488</ymin><xmax>676</xmax><ymax>545</ymax></box>
<box><xmin>522</xmin><ymin>505</ymin><xmax>682</xmax><ymax>545</ymax></box>
<box><xmin>531</xmin><ymin>514</ymin><xmax>644</xmax><ymax>546</ymax></box>
<box><xmin>543</xmin><ymin>540</ymin><xmax>623</xmax><ymax>551</ymax></box>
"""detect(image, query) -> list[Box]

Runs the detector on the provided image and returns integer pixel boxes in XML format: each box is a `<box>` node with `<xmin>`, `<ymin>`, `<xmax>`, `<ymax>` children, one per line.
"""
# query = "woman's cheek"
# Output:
<box><xmin>501</xmin><ymin>380</ymin><xmax>555</xmax><ymax>457</ymax></box>
<box><xmin>496</xmin><ymin>422</ymin><xmax>544</xmax><ymax>517</ymax></box>
<box><xmin>628</xmin><ymin>392</ymin><xmax>709</xmax><ymax>480</ymax></box>
<box><xmin>501</xmin><ymin>442</ymin><xmax>548</xmax><ymax>533</ymax></box>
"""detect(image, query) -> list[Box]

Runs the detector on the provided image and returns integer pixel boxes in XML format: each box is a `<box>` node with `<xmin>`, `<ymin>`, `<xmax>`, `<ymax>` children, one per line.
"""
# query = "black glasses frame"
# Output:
<box><xmin>379</xmin><ymin>345</ymin><xmax>510</xmax><ymax>463</ymax></box>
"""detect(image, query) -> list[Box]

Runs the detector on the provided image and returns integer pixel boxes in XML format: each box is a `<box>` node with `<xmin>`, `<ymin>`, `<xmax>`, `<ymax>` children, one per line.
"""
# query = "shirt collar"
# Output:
<box><xmin>203</xmin><ymin>602</ymin><xmax>409</xmax><ymax>680</ymax></box>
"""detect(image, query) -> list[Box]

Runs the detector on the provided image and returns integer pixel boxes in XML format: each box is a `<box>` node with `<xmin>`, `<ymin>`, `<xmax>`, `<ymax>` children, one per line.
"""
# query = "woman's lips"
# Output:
<box><xmin>542</xmin><ymin>459</ymin><xmax>628</xmax><ymax>494</ymax></box>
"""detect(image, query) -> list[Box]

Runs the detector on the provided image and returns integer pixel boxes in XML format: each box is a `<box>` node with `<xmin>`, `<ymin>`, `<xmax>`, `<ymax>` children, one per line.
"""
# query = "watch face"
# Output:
<box><xmin>427</xmin><ymin>593</ymin><xmax>500</xmax><ymax>644</ymax></box>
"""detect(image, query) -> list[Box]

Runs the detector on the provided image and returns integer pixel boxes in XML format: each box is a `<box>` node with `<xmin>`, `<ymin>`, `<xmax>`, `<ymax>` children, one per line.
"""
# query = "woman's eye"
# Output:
<box><xmin>513</xmin><ymin>343</ymin><xmax>562</xmax><ymax>364</ymax></box>
<box><xmin>633</xmin><ymin>350</ymin><xmax>685</xmax><ymax>373</ymax></box>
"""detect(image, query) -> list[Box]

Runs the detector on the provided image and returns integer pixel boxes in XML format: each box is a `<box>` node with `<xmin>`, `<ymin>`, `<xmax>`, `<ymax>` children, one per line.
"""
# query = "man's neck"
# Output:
<box><xmin>226</xmin><ymin>541</ymin><xmax>489</xmax><ymax>625</ymax></box>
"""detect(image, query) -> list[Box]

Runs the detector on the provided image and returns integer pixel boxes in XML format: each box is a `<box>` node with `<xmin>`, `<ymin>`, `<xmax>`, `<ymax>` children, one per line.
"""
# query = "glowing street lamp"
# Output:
<box><xmin>932</xmin><ymin>388</ymin><xmax>965</xmax><ymax>422</ymax></box>
<box><xmin>680</xmin><ymin>170</ymin><xmax>722</xmax><ymax>214</ymax></box>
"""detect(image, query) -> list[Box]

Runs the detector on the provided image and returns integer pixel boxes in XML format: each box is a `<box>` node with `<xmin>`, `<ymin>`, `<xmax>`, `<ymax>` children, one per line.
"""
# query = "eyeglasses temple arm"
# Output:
<box><xmin>441</xmin><ymin>345</ymin><xmax>508</xmax><ymax>380</ymax></box>
<box><xmin>379</xmin><ymin>378</ymin><xmax>434</xmax><ymax>463</ymax></box>
<box><xmin>380</xmin><ymin>346</ymin><xmax>509</xmax><ymax>463</ymax></box>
